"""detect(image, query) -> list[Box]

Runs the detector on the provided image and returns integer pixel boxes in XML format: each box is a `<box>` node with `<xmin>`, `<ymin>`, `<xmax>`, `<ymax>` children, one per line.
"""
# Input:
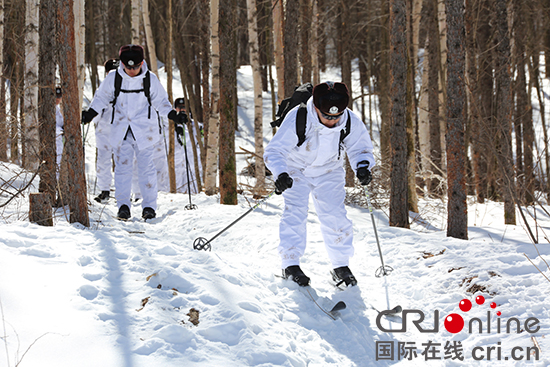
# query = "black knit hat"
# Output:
<box><xmin>174</xmin><ymin>98</ymin><xmax>185</xmax><ymax>109</ymax></box>
<box><xmin>313</xmin><ymin>82</ymin><xmax>350</xmax><ymax>115</ymax></box>
<box><xmin>55</xmin><ymin>87</ymin><xmax>62</xmax><ymax>97</ymax></box>
<box><xmin>119</xmin><ymin>44</ymin><xmax>144</xmax><ymax>67</ymax></box>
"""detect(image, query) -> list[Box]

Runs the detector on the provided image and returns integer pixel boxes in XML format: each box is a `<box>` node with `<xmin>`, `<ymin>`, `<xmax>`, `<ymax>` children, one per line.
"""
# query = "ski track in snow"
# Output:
<box><xmin>1</xmin><ymin>65</ymin><xmax>550</xmax><ymax>366</ymax></box>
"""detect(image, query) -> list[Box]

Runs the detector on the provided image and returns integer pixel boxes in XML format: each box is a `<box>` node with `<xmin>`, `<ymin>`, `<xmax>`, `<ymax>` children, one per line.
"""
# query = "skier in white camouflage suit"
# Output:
<box><xmin>264</xmin><ymin>81</ymin><xmax>375</xmax><ymax>287</ymax></box>
<box><xmin>91</xmin><ymin>58</ymin><xmax>119</xmax><ymax>203</ymax></box>
<box><xmin>82</xmin><ymin>44</ymin><xmax>179</xmax><ymax>220</ymax></box>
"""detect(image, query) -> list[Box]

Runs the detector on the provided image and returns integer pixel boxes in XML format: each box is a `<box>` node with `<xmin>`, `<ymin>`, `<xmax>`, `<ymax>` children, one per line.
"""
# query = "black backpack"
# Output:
<box><xmin>271</xmin><ymin>82</ymin><xmax>351</xmax><ymax>156</ymax></box>
<box><xmin>110</xmin><ymin>70</ymin><xmax>152</xmax><ymax>124</ymax></box>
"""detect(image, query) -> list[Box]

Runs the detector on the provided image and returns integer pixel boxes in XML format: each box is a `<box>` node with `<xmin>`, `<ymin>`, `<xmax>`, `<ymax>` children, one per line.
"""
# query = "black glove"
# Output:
<box><xmin>175</xmin><ymin>123</ymin><xmax>184</xmax><ymax>146</ymax></box>
<box><xmin>356</xmin><ymin>161</ymin><xmax>372</xmax><ymax>186</ymax></box>
<box><xmin>81</xmin><ymin>108</ymin><xmax>98</xmax><ymax>124</ymax></box>
<box><xmin>275</xmin><ymin>173</ymin><xmax>293</xmax><ymax>194</ymax></box>
<box><xmin>179</xmin><ymin>111</ymin><xmax>189</xmax><ymax>124</ymax></box>
<box><xmin>168</xmin><ymin>109</ymin><xmax>178</xmax><ymax>122</ymax></box>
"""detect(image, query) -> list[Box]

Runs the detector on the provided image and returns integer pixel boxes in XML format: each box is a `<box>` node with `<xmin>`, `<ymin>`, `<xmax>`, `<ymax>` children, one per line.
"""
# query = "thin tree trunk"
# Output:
<box><xmin>445</xmin><ymin>0</ymin><xmax>467</xmax><ymax>239</ymax></box>
<box><xmin>142</xmin><ymin>0</ymin><xmax>158</xmax><ymax>74</ymax></box>
<box><xmin>247</xmin><ymin>0</ymin><xmax>266</xmax><ymax>196</ymax></box>
<box><xmin>219</xmin><ymin>0</ymin><xmax>238</xmax><ymax>205</ymax></box>
<box><xmin>494</xmin><ymin>0</ymin><xmax>516</xmax><ymax>225</ymax></box>
<box><xmin>284</xmin><ymin>0</ymin><xmax>299</xmax><ymax>96</ymax></box>
<box><xmin>38</xmin><ymin>0</ymin><xmax>57</xmax><ymax>205</ymax></box>
<box><xmin>24</xmin><ymin>0</ymin><xmax>40</xmax><ymax>170</ymax></box>
<box><xmin>272</xmin><ymin>0</ymin><xmax>284</xmax><ymax>103</ymax></box>
<box><xmin>389</xmin><ymin>0</ymin><xmax>409</xmax><ymax>228</ymax></box>
<box><xmin>205</xmin><ymin>0</ymin><xmax>220</xmax><ymax>195</ymax></box>
<box><xmin>311</xmin><ymin>0</ymin><xmax>319</xmax><ymax>85</ymax></box>
<box><xmin>167</xmin><ymin>0</ymin><xmax>176</xmax><ymax>193</ymax></box>
<box><xmin>131</xmin><ymin>0</ymin><xmax>140</xmax><ymax>44</ymax></box>
<box><xmin>0</xmin><ymin>0</ymin><xmax>6</xmax><ymax>162</ymax></box>
<box><xmin>57</xmin><ymin>0</ymin><xmax>89</xmax><ymax>226</ymax></box>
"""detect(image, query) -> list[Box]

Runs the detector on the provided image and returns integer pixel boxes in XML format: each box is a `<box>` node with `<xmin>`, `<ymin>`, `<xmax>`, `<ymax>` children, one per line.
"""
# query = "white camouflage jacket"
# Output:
<box><xmin>89</xmin><ymin>61</ymin><xmax>173</xmax><ymax>150</ymax></box>
<box><xmin>264</xmin><ymin>97</ymin><xmax>376</xmax><ymax>179</ymax></box>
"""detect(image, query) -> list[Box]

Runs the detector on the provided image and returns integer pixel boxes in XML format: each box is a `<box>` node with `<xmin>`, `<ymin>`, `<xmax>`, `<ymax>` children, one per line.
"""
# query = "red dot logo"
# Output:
<box><xmin>444</xmin><ymin>313</ymin><xmax>465</xmax><ymax>333</ymax></box>
<box><xmin>475</xmin><ymin>295</ymin><xmax>485</xmax><ymax>305</ymax></box>
<box><xmin>490</xmin><ymin>302</ymin><xmax>497</xmax><ymax>309</ymax></box>
<box><xmin>459</xmin><ymin>299</ymin><xmax>472</xmax><ymax>312</ymax></box>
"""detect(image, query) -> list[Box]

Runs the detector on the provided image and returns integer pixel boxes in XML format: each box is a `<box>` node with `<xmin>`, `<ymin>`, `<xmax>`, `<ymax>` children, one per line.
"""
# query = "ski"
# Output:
<box><xmin>275</xmin><ymin>274</ymin><xmax>346</xmax><ymax>320</ymax></box>
<box><xmin>331</xmin><ymin>281</ymin><xmax>402</xmax><ymax>318</ymax></box>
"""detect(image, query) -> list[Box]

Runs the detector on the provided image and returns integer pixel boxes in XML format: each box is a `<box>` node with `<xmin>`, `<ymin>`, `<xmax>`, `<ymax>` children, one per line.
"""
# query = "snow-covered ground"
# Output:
<box><xmin>1</xmin><ymin>65</ymin><xmax>550</xmax><ymax>367</ymax></box>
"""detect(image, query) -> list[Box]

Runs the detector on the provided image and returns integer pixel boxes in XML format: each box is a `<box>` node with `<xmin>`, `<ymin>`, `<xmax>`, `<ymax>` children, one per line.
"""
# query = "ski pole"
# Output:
<box><xmin>364</xmin><ymin>186</ymin><xmax>394</xmax><ymax>277</ymax></box>
<box><xmin>193</xmin><ymin>190</ymin><xmax>276</xmax><ymax>251</ymax></box>
<box><xmin>182</xmin><ymin>123</ymin><xmax>197</xmax><ymax>210</ymax></box>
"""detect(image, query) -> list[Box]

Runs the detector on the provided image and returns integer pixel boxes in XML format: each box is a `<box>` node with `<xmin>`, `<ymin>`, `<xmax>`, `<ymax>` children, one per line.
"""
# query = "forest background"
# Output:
<box><xmin>0</xmin><ymin>0</ymin><xmax>549</xmax><ymax>243</ymax></box>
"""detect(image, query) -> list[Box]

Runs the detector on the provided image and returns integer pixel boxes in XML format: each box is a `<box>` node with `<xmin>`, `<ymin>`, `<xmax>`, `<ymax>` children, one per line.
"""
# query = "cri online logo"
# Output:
<box><xmin>376</xmin><ymin>295</ymin><xmax>540</xmax><ymax>334</ymax></box>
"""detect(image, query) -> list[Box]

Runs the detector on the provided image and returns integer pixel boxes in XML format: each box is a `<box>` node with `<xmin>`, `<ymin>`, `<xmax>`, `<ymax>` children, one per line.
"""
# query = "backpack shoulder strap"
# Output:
<box><xmin>338</xmin><ymin>110</ymin><xmax>352</xmax><ymax>158</ymax></box>
<box><xmin>143</xmin><ymin>71</ymin><xmax>152</xmax><ymax>118</ymax></box>
<box><xmin>110</xmin><ymin>72</ymin><xmax>123</xmax><ymax>124</ymax></box>
<box><xmin>296</xmin><ymin>103</ymin><xmax>307</xmax><ymax>147</ymax></box>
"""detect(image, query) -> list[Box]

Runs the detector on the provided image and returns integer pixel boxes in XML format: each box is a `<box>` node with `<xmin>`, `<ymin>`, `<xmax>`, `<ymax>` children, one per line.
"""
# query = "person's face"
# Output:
<box><xmin>56</xmin><ymin>96</ymin><xmax>62</xmax><ymax>105</ymax></box>
<box><xmin>123</xmin><ymin>61</ymin><xmax>143</xmax><ymax>77</ymax></box>
<box><xmin>315</xmin><ymin>107</ymin><xmax>342</xmax><ymax>128</ymax></box>
<box><xmin>175</xmin><ymin>106</ymin><xmax>186</xmax><ymax>113</ymax></box>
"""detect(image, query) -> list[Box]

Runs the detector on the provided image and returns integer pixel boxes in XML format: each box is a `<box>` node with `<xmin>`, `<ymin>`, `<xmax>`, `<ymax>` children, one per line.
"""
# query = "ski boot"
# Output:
<box><xmin>331</xmin><ymin>266</ymin><xmax>357</xmax><ymax>287</ymax></box>
<box><xmin>283</xmin><ymin>265</ymin><xmax>310</xmax><ymax>287</ymax></box>
<box><xmin>94</xmin><ymin>190</ymin><xmax>110</xmax><ymax>203</ymax></box>
<box><xmin>117</xmin><ymin>204</ymin><xmax>131</xmax><ymax>220</ymax></box>
<box><xmin>142</xmin><ymin>207</ymin><xmax>156</xmax><ymax>220</ymax></box>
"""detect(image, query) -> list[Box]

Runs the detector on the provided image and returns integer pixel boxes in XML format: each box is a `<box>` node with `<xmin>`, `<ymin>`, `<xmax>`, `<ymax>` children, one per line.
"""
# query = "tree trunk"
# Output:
<box><xmin>406</xmin><ymin>0</ymin><xmax>418</xmax><ymax>213</ymax></box>
<box><xmin>38</xmin><ymin>0</ymin><xmax>57</xmax><ymax>205</ymax></box>
<box><xmin>205</xmin><ymin>0</ymin><xmax>220</xmax><ymax>195</ymax></box>
<box><xmin>131</xmin><ymin>0</ymin><xmax>140</xmax><ymax>44</ymax></box>
<box><xmin>284</xmin><ymin>0</ymin><xmax>299</xmax><ymax>96</ymax></box>
<box><xmin>29</xmin><ymin>192</ymin><xmax>53</xmax><ymax>226</ymax></box>
<box><xmin>74</xmin><ymin>0</ymin><xmax>85</xmax><ymax>129</ymax></box>
<box><xmin>494</xmin><ymin>0</ymin><xmax>516</xmax><ymax>225</ymax></box>
<box><xmin>272</xmin><ymin>0</ymin><xmax>284</xmax><ymax>102</ymax></box>
<box><xmin>445</xmin><ymin>0</ymin><xmax>467</xmax><ymax>239</ymax></box>
<box><xmin>300</xmin><ymin>0</ymin><xmax>312</xmax><ymax>84</ymax></box>
<box><xmin>24</xmin><ymin>0</ymin><xmax>40</xmax><ymax>170</ymax></box>
<box><xmin>247</xmin><ymin>0</ymin><xmax>266</xmax><ymax>196</ymax></box>
<box><xmin>389</xmin><ymin>0</ymin><xmax>409</xmax><ymax>228</ymax></box>
<box><xmin>0</xmin><ymin>0</ymin><xmax>6</xmax><ymax>162</ymax></box>
<box><xmin>167</xmin><ymin>0</ymin><xmax>176</xmax><ymax>193</ymax></box>
<box><xmin>427</xmin><ymin>0</ymin><xmax>443</xmax><ymax>196</ymax></box>
<box><xmin>311</xmin><ymin>0</ymin><xmax>320</xmax><ymax>85</ymax></box>
<box><xmin>142</xmin><ymin>0</ymin><xmax>158</xmax><ymax>74</ymax></box>
<box><xmin>57</xmin><ymin>0</ymin><xmax>89</xmax><ymax>226</ymax></box>
<box><xmin>219</xmin><ymin>0</ymin><xmax>238</xmax><ymax>205</ymax></box>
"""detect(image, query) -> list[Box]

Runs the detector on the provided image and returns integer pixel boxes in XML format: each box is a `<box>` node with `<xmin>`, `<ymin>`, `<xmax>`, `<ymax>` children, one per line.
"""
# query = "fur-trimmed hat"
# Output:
<box><xmin>119</xmin><ymin>44</ymin><xmax>144</xmax><ymax>67</ymax></box>
<box><xmin>312</xmin><ymin>81</ymin><xmax>350</xmax><ymax>116</ymax></box>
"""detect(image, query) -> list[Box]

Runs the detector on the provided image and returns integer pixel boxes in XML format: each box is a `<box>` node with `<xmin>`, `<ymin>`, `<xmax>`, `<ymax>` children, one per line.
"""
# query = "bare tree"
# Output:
<box><xmin>284</xmin><ymin>0</ymin><xmax>299</xmax><ymax>96</ymax></box>
<box><xmin>445</xmin><ymin>0</ymin><xmax>467</xmax><ymax>239</ymax></box>
<box><xmin>205</xmin><ymin>0</ymin><xmax>220</xmax><ymax>195</ymax></box>
<box><xmin>494</xmin><ymin>0</ymin><xmax>516</xmax><ymax>225</ymax></box>
<box><xmin>219</xmin><ymin>0</ymin><xmax>238</xmax><ymax>205</ymax></box>
<box><xmin>247</xmin><ymin>0</ymin><xmax>266</xmax><ymax>196</ymax></box>
<box><xmin>272</xmin><ymin>0</ymin><xmax>284</xmax><ymax>102</ymax></box>
<box><xmin>38</xmin><ymin>0</ymin><xmax>57</xmax><ymax>205</ymax></box>
<box><xmin>57</xmin><ymin>0</ymin><xmax>89</xmax><ymax>226</ymax></box>
<box><xmin>0</xmin><ymin>0</ymin><xmax>6</xmax><ymax>162</ymax></box>
<box><xmin>24</xmin><ymin>0</ymin><xmax>40</xmax><ymax>170</ymax></box>
<box><xmin>389</xmin><ymin>0</ymin><xmax>409</xmax><ymax>228</ymax></box>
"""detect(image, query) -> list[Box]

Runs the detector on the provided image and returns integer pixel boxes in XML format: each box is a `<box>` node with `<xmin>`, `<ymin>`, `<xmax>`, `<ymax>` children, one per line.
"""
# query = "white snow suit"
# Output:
<box><xmin>89</xmin><ymin>61</ymin><xmax>173</xmax><ymax>210</ymax></box>
<box><xmin>264</xmin><ymin>97</ymin><xmax>375</xmax><ymax>269</ymax></box>
<box><xmin>93</xmin><ymin>105</ymin><xmax>114</xmax><ymax>192</ymax></box>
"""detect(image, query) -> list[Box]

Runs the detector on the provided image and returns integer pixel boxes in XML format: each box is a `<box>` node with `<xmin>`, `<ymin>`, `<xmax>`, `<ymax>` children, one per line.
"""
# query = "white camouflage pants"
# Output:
<box><xmin>114</xmin><ymin>136</ymin><xmax>158</xmax><ymax>210</ymax></box>
<box><xmin>95</xmin><ymin>128</ymin><xmax>113</xmax><ymax>192</ymax></box>
<box><xmin>279</xmin><ymin>168</ymin><xmax>354</xmax><ymax>269</ymax></box>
